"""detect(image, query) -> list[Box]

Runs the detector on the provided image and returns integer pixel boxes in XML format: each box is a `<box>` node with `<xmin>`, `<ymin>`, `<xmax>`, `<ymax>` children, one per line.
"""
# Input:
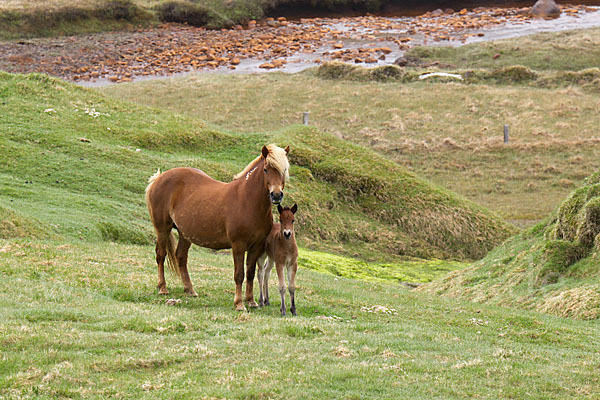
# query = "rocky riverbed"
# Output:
<box><xmin>0</xmin><ymin>4</ymin><xmax>597</xmax><ymax>85</ymax></box>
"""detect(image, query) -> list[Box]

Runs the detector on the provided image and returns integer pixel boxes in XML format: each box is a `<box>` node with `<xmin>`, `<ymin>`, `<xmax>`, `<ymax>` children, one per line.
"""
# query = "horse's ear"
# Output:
<box><xmin>261</xmin><ymin>146</ymin><xmax>269</xmax><ymax>159</ymax></box>
<box><xmin>284</xmin><ymin>145</ymin><xmax>290</xmax><ymax>154</ymax></box>
<box><xmin>277</xmin><ymin>204</ymin><xmax>283</xmax><ymax>214</ymax></box>
<box><xmin>291</xmin><ymin>203</ymin><xmax>297</xmax><ymax>214</ymax></box>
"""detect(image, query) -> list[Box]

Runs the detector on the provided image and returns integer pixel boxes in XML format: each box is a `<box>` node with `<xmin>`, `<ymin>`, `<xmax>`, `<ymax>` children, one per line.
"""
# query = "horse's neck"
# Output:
<box><xmin>239</xmin><ymin>159</ymin><xmax>272</xmax><ymax>219</ymax></box>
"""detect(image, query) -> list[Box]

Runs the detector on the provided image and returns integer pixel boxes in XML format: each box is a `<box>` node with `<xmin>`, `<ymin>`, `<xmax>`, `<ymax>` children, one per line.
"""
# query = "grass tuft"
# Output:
<box><xmin>423</xmin><ymin>171</ymin><xmax>600</xmax><ymax>319</ymax></box>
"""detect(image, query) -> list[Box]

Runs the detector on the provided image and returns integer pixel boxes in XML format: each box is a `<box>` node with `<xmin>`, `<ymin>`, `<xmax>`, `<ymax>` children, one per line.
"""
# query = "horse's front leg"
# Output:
<box><xmin>244</xmin><ymin>247</ymin><xmax>262</xmax><ymax>308</ymax></box>
<box><xmin>276</xmin><ymin>262</ymin><xmax>286</xmax><ymax>316</ymax></box>
<box><xmin>232</xmin><ymin>243</ymin><xmax>246</xmax><ymax>311</ymax></box>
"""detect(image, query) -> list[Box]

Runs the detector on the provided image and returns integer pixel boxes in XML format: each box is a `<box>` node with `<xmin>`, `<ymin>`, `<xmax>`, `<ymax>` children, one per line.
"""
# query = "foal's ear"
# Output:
<box><xmin>291</xmin><ymin>203</ymin><xmax>298</xmax><ymax>214</ymax></box>
<box><xmin>277</xmin><ymin>204</ymin><xmax>283</xmax><ymax>214</ymax></box>
<box><xmin>284</xmin><ymin>145</ymin><xmax>290</xmax><ymax>154</ymax></box>
<box><xmin>261</xmin><ymin>145</ymin><xmax>269</xmax><ymax>159</ymax></box>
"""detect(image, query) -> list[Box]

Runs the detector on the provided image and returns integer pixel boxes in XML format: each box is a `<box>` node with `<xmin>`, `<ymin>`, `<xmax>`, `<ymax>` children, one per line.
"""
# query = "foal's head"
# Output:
<box><xmin>262</xmin><ymin>145</ymin><xmax>290</xmax><ymax>205</ymax></box>
<box><xmin>277</xmin><ymin>204</ymin><xmax>297</xmax><ymax>240</ymax></box>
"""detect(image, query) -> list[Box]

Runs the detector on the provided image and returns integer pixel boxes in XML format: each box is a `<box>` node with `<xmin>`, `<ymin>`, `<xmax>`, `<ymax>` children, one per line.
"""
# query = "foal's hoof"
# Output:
<box><xmin>184</xmin><ymin>288</ymin><xmax>198</xmax><ymax>297</ymax></box>
<box><xmin>158</xmin><ymin>287</ymin><xmax>169</xmax><ymax>295</ymax></box>
<box><xmin>291</xmin><ymin>308</ymin><xmax>297</xmax><ymax>316</ymax></box>
<box><xmin>247</xmin><ymin>300</ymin><xmax>259</xmax><ymax>308</ymax></box>
<box><xmin>235</xmin><ymin>303</ymin><xmax>247</xmax><ymax>312</ymax></box>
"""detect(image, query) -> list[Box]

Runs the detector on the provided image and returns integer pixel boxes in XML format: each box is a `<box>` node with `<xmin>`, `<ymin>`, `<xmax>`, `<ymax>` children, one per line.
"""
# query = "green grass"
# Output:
<box><xmin>407</xmin><ymin>28</ymin><xmax>600</xmax><ymax>72</ymax></box>
<box><xmin>1</xmin><ymin>237</ymin><xmax>600</xmax><ymax>398</ymax></box>
<box><xmin>0</xmin><ymin>71</ymin><xmax>512</xmax><ymax>263</ymax></box>
<box><xmin>421</xmin><ymin>173</ymin><xmax>600</xmax><ymax>319</ymax></box>
<box><xmin>100</xmin><ymin>62</ymin><xmax>600</xmax><ymax>227</ymax></box>
<box><xmin>300</xmin><ymin>248</ymin><xmax>466</xmax><ymax>284</ymax></box>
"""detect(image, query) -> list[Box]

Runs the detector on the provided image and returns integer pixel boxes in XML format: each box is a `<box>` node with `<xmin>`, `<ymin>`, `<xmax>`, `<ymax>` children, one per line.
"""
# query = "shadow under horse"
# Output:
<box><xmin>145</xmin><ymin>144</ymin><xmax>290</xmax><ymax>311</ymax></box>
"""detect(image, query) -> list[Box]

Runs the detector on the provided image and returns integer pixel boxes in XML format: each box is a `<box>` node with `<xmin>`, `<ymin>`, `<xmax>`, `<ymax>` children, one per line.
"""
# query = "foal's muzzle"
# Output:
<box><xmin>270</xmin><ymin>191</ymin><xmax>283</xmax><ymax>204</ymax></box>
<box><xmin>283</xmin><ymin>230</ymin><xmax>292</xmax><ymax>240</ymax></box>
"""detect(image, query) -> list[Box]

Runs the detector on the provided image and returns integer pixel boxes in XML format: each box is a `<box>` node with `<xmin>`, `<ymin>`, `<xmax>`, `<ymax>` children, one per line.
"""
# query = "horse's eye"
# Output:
<box><xmin>292</xmin><ymin>219</ymin><xmax>295</xmax><ymax>223</ymax></box>
<box><xmin>263</xmin><ymin>169</ymin><xmax>267</xmax><ymax>173</ymax></box>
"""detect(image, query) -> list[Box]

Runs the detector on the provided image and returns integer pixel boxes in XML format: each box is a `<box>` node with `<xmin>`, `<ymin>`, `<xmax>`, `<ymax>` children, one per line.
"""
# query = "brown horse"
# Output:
<box><xmin>257</xmin><ymin>204</ymin><xmax>298</xmax><ymax>316</ymax></box>
<box><xmin>145</xmin><ymin>144</ymin><xmax>290</xmax><ymax>311</ymax></box>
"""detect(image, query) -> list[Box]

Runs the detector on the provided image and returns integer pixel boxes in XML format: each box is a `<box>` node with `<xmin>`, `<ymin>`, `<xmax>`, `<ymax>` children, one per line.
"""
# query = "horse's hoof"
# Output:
<box><xmin>247</xmin><ymin>300</ymin><xmax>259</xmax><ymax>308</ymax></box>
<box><xmin>265</xmin><ymin>300</ymin><xmax>270</xmax><ymax>306</ymax></box>
<box><xmin>291</xmin><ymin>308</ymin><xmax>297</xmax><ymax>316</ymax></box>
<box><xmin>185</xmin><ymin>289</ymin><xmax>198</xmax><ymax>297</ymax></box>
<box><xmin>158</xmin><ymin>288</ymin><xmax>169</xmax><ymax>295</ymax></box>
<box><xmin>280</xmin><ymin>308</ymin><xmax>286</xmax><ymax>316</ymax></box>
<box><xmin>235</xmin><ymin>303</ymin><xmax>247</xmax><ymax>312</ymax></box>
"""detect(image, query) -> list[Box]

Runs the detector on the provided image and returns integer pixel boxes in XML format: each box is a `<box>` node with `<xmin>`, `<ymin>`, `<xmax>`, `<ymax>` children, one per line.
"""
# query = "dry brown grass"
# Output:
<box><xmin>101</xmin><ymin>72</ymin><xmax>600</xmax><ymax>227</ymax></box>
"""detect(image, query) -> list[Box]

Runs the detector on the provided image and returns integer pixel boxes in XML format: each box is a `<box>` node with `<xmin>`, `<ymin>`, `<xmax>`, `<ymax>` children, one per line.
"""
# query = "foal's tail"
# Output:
<box><xmin>145</xmin><ymin>169</ymin><xmax>181</xmax><ymax>278</ymax></box>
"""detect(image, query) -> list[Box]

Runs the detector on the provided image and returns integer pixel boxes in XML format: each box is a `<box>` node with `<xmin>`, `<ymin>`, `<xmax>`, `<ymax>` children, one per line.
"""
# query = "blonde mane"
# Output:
<box><xmin>233</xmin><ymin>144</ymin><xmax>290</xmax><ymax>181</ymax></box>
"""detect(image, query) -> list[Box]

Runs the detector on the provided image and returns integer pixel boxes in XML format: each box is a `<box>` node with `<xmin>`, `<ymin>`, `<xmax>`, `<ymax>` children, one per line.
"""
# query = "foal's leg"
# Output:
<box><xmin>175</xmin><ymin>236</ymin><xmax>197</xmax><ymax>297</ymax></box>
<box><xmin>155</xmin><ymin>231</ymin><xmax>170</xmax><ymax>295</ymax></box>
<box><xmin>244</xmin><ymin>247</ymin><xmax>261</xmax><ymax>308</ymax></box>
<box><xmin>287</xmin><ymin>261</ymin><xmax>298</xmax><ymax>316</ymax></box>
<box><xmin>276</xmin><ymin>262</ymin><xmax>286</xmax><ymax>316</ymax></box>
<box><xmin>257</xmin><ymin>254</ymin><xmax>267</xmax><ymax>307</ymax></box>
<box><xmin>232</xmin><ymin>242</ymin><xmax>246</xmax><ymax>311</ymax></box>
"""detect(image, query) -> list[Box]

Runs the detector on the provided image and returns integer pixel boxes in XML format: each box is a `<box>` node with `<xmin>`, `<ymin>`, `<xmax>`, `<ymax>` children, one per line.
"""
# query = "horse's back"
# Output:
<box><xmin>148</xmin><ymin>167</ymin><xmax>233</xmax><ymax>248</ymax></box>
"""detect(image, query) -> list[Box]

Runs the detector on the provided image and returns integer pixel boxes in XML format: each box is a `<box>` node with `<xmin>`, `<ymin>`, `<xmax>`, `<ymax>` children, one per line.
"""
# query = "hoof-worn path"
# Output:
<box><xmin>0</xmin><ymin>5</ymin><xmax>596</xmax><ymax>85</ymax></box>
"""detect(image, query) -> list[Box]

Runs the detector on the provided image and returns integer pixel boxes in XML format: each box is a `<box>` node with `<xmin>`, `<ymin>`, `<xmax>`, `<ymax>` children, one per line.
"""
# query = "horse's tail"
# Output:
<box><xmin>165</xmin><ymin>232</ymin><xmax>181</xmax><ymax>278</ymax></box>
<box><xmin>145</xmin><ymin>169</ymin><xmax>182</xmax><ymax>278</ymax></box>
<box><xmin>145</xmin><ymin>168</ymin><xmax>162</xmax><ymax>226</ymax></box>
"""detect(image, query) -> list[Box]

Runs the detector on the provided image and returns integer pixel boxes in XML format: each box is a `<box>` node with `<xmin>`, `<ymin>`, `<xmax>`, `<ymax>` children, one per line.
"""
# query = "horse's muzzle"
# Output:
<box><xmin>270</xmin><ymin>191</ymin><xmax>283</xmax><ymax>204</ymax></box>
<box><xmin>283</xmin><ymin>230</ymin><xmax>292</xmax><ymax>240</ymax></box>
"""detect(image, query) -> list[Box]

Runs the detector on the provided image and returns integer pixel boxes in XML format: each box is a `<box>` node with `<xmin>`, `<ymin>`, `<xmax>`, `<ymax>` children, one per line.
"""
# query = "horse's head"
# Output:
<box><xmin>262</xmin><ymin>145</ymin><xmax>290</xmax><ymax>205</ymax></box>
<box><xmin>277</xmin><ymin>203</ymin><xmax>297</xmax><ymax>240</ymax></box>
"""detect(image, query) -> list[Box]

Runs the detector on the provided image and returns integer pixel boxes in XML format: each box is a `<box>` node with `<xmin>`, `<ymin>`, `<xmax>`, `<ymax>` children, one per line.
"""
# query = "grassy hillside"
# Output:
<box><xmin>0</xmin><ymin>72</ymin><xmax>513</xmax><ymax>268</ymax></box>
<box><xmin>407</xmin><ymin>27</ymin><xmax>600</xmax><ymax>72</ymax></box>
<box><xmin>421</xmin><ymin>172</ymin><xmax>600</xmax><ymax>319</ymax></box>
<box><xmin>2</xmin><ymin>237</ymin><xmax>600</xmax><ymax>399</ymax></box>
<box><xmin>101</xmin><ymin>59</ymin><xmax>600</xmax><ymax>227</ymax></box>
<box><xmin>0</xmin><ymin>0</ymin><xmax>385</xmax><ymax>40</ymax></box>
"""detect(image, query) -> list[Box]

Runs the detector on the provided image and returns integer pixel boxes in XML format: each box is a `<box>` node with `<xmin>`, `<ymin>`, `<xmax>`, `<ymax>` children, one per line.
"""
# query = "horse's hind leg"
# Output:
<box><xmin>175</xmin><ymin>236</ymin><xmax>197</xmax><ymax>297</ymax></box>
<box><xmin>257</xmin><ymin>254</ymin><xmax>267</xmax><ymax>307</ymax></box>
<box><xmin>263</xmin><ymin>258</ymin><xmax>274</xmax><ymax>306</ymax></box>
<box><xmin>155</xmin><ymin>231</ymin><xmax>170</xmax><ymax>295</ymax></box>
